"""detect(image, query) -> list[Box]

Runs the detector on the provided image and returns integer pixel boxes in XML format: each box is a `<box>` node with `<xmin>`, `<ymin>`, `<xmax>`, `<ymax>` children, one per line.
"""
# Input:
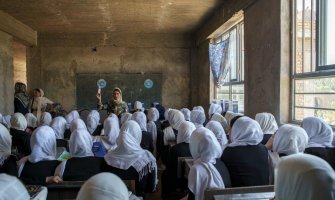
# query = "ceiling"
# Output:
<box><xmin>0</xmin><ymin>0</ymin><xmax>223</xmax><ymax>34</ymax></box>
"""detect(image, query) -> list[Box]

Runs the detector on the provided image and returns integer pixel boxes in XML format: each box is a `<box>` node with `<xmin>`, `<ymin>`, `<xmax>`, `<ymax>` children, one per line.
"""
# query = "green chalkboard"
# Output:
<box><xmin>76</xmin><ymin>73</ymin><xmax>162</xmax><ymax>110</ymax></box>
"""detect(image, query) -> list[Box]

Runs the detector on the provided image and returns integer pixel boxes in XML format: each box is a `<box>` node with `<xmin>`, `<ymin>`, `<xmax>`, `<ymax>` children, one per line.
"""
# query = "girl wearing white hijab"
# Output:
<box><xmin>221</xmin><ymin>116</ymin><xmax>269</xmax><ymax>187</ymax></box>
<box><xmin>180</xmin><ymin>108</ymin><xmax>191</xmax><ymax>121</ymax></box>
<box><xmin>104</xmin><ymin>120</ymin><xmax>157</xmax><ymax>197</ymax></box>
<box><xmin>0</xmin><ymin>124</ymin><xmax>17</xmax><ymax>176</ymax></box>
<box><xmin>25</xmin><ymin>113</ymin><xmax>37</xmax><ymax>133</ymax></box>
<box><xmin>131</xmin><ymin>111</ymin><xmax>154</xmax><ymax>153</ymax></box>
<box><xmin>147</xmin><ymin>107</ymin><xmax>160</xmax><ymax>156</ymax></box>
<box><xmin>134</xmin><ymin>101</ymin><xmax>144</xmax><ymax>112</ymax></box>
<box><xmin>302</xmin><ymin>116</ymin><xmax>335</xmax><ymax>169</ymax></box>
<box><xmin>210</xmin><ymin>113</ymin><xmax>228</xmax><ymax>132</ymax></box>
<box><xmin>55</xmin><ymin>128</ymin><xmax>103</xmax><ymax>181</ymax></box>
<box><xmin>120</xmin><ymin>112</ymin><xmax>132</xmax><ymax>127</ymax></box>
<box><xmin>39</xmin><ymin>112</ymin><xmax>52</xmax><ymax>126</ymax></box>
<box><xmin>10</xmin><ymin>113</ymin><xmax>31</xmax><ymax>156</ymax></box>
<box><xmin>255</xmin><ymin>112</ymin><xmax>278</xmax><ymax>145</ymax></box>
<box><xmin>70</xmin><ymin>118</ymin><xmax>87</xmax><ymax>133</ymax></box>
<box><xmin>64</xmin><ymin>110</ymin><xmax>80</xmax><ymax>138</ymax></box>
<box><xmin>18</xmin><ymin>126</ymin><xmax>61</xmax><ymax>185</ymax></box>
<box><xmin>86</xmin><ymin>110</ymin><xmax>102</xmax><ymax>135</ymax></box>
<box><xmin>268</xmin><ymin>124</ymin><xmax>308</xmax><ymax>184</ymax></box>
<box><xmin>275</xmin><ymin>154</ymin><xmax>335</xmax><ymax>200</ymax></box>
<box><xmin>93</xmin><ymin>114</ymin><xmax>120</xmax><ymax>151</ymax></box>
<box><xmin>162</xmin><ymin>121</ymin><xmax>195</xmax><ymax>199</ymax></box>
<box><xmin>193</xmin><ymin>106</ymin><xmax>205</xmax><ymax>113</ymax></box>
<box><xmin>50</xmin><ymin>116</ymin><xmax>67</xmax><ymax>139</ymax></box>
<box><xmin>224</xmin><ymin>111</ymin><xmax>242</xmax><ymax>128</ymax></box>
<box><xmin>76</xmin><ymin>172</ymin><xmax>141</xmax><ymax>200</ymax></box>
<box><xmin>205</xmin><ymin>121</ymin><xmax>228</xmax><ymax>150</ymax></box>
<box><xmin>190</xmin><ymin>109</ymin><xmax>206</xmax><ymax>128</ymax></box>
<box><xmin>188</xmin><ymin>127</ymin><xmax>224</xmax><ymax>200</ymax></box>
<box><xmin>1</xmin><ymin>115</ymin><xmax>12</xmax><ymax>129</ymax></box>
<box><xmin>208</xmin><ymin>103</ymin><xmax>222</xmax><ymax>119</ymax></box>
<box><xmin>0</xmin><ymin>174</ymin><xmax>30</xmax><ymax>200</ymax></box>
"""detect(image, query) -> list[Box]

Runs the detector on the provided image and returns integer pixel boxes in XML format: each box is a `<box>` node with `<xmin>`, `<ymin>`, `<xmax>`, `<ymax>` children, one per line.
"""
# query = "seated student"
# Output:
<box><xmin>93</xmin><ymin>114</ymin><xmax>119</xmax><ymax>153</ymax></box>
<box><xmin>0</xmin><ymin>174</ymin><xmax>30</xmax><ymax>199</ymax></box>
<box><xmin>302</xmin><ymin>116</ymin><xmax>335</xmax><ymax>169</ymax></box>
<box><xmin>50</xmin><ymin>116</ymin><xmax>67</xmax><ymax>139</ymax></box>
<box><xmin>120</xmin><ymin>112</ymin><xmax>132</xmax><ymax>127</ymax></box>
<box><xmin>1</xmin><ymin>115</ymin><xmax>12</xmax><ymax>129</ymax></box>
<box><xmin>87</xmin><ymin>110</ymin><xmax>103</xmax><ymax>136</ymax></box>
<box><xmin>147</xmin><ymin>107</ymin><xmax>161</xmax><ymax>157</ymax></box>
<box><xmin>188</xmin><ymin>127</ymin><xmax>226</xmax><ymax>200</ymax></box>
<box><xmin>161</xmin><ymin>108</ymin><xmax>171</xmax><ymax>130</ymax></box>
<box><xmin>25</xmin><ymin>113</ymin><xmax>38</xmax><ymax>134</ymax></box>
<box><xmin>76</xmin><ymin>172</ymin><xmax>141</xmax><ymax>200</ymax></box>
<box><xmin>221</xmin><ymin>116</ymin><xmax>269</xmax><ymax>187</ymax></box>
<box><xmin>180</xmin><ymin>108</ymin><xmax>191</xmax><ymax>121</ymax></box>
<box><xmin>10</xmin><ymin>113</ymin><xmax>31</xmax><ymax>157</ymax></box>
<box><xmin>275</xmin><ymin>154</ymin><xmax>335</xmax><ymax>200</ymax></box>
<box><xmin>55</xmin><ymin>128</ymin><xmax>104</xmax><ymax>181</ymax></box>
<box><xmin>0</xmin><ymin>124</ymin><xmax>17</xmax><ymax>176</ymax></box>
<box><xmin>161</xmin><ymin>121</ymin><xmax>195</xmax><ymax>199</ymax></box>
<box><xmin>38</xmin><ymin>112</ymin><xmax>52</xmax><ymax>126</ymax></box>
<box><xmin>255</xmin><ymin>112</ymin><xmax>278</xmax><ymax>145</ymax></box>
<box><xmin>18</xmin><ymin>126</ymin><xmax>61</xmax><ymax>185</ymax></box>
<box><xmin>64</xmin><ymin>110</ymin><xmax>80</xmax><ymax>139</ymax></box>
<box><xmin>131</xmin><ymin>111</ymin><xmax>154</xmax><ymax>153</ymax></box>
<box><xmin>133</xmin><ymin>101</ymin><xmax>144</xmax><ymax>113</ymax></box>
<box><xmin>190</xmin><ymin>109</ymin><xmax>206</xmax><ymax>128</ymax></box>
<box><xmin>268</xmin><ymin>124</ymin><xmax>308</xmax><ymax>184</ymax></box>
<box><xmin>210</xmin><ymin>113</ymin><xmax>228</xmax><ymax>133</ymax></box>
<box><xmin>224</xmin><ymin>111</ymin><xmax>243</xmax><ymax>130</ymax></box>
<box><xmin>205</xmin><ymin>121</ymin><xmax>228</xmax><ymax>150</ymax></box>
<box><xmin>208</xmin><ymin>103</ymin><xmax>222</xmax><ymax>120</ymax></box>
<box><xmin>103</xmin><ymin>120</ymin><xmax>157</xmax><ymax>198</ymax></box>
<box><xmin>70</xmin><ymin>118</ymin><xmax>87</xmax><ymax>133</ymax></box>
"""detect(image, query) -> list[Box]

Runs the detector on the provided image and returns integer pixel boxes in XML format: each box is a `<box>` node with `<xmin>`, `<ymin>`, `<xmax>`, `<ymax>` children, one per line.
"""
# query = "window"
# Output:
<box><xmin>210</xmin><ymin>21</ymin><xmax>244</xmax><ymax>113</ymax></box>
<box><xmin>292</xmin><ymin>0</ymin><xmax>335</xmax><ymax>125</ymax></box>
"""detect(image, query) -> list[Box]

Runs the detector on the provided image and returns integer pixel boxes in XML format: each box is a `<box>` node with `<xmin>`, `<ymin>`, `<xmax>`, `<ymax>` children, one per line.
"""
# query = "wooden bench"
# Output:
<box><xmin>47</xmin><ymin>181</ymin><xmax>84</xmax><ymax>200</ymax></box>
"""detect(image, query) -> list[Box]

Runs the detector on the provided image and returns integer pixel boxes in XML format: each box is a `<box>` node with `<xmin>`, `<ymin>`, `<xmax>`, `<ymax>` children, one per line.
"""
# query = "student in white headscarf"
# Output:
<box><xmin>70</xmin><ymin>118</ymin><xmax>87</xmax><ymax>133</ymax></box>
<box><xmin>120</xmin><ymin>112</ymin><xmax>132</xmax><ymax>127</ymax></box>
<box><xmin>208</xmin><ymin>103</ymin><xmax>222</xmax><ymax>119</ymax></box>
<box><xmin>190</xmin><ymin>109</ymin><xmax>206</xmax><ymax>128</ymax></box>
<box><xmin>205</xmin><ymin>121</ymin><xmax>228</xmax><ymax>150</ymax></box>
<box><xmin>221</xmin><ymin>116</ymin><xmax>269</xmax><ymax>187</ymax></box>
<box><xmin>76</xmin><ymin>172</ymin><xmax>141</xmax><ymax>200</ymax></box>
<box><xmin>133</xmin><ymin>101</ymin><xmax>144</xmax><ymax>112</ymax></box>
<box><xmin>210</xmin><ymin>113</ymin><xmax>228</xmax><ymax>132</ymax></box>
<box><xmin>50</xmin><ymin>116</ymin><xmax>67</xmax><ymax>139</ymax></box>
<box><xmin>180</xmin><ymin>108</ymin><xmax>191</xmax><ymax>121</ymax></box>
<box><xmin>161</xmin><ymin>121</ymin><xmax>195</xmax><ymax>199</ymax></box>
<box><xmin>86</xmin><ymin>110</ymin><xmax>103</xmax><ymax>136</ymax></box>
<box><xmin>224</xmin><ymin>111</ymin><xmax>243</xmax><ymax>128</ymax></box>
<box><xmin>93</xmin><ymin>114</ymin><xmax>120</xmax><ymax>152</ymax></box>
<box><xmin>268</xmin><ymin>124</ymin><xmax>308</xmax><ymax>184</ymax></box>
<box><xmin>193</xmin><ymin>106</ymin><xmax>205</xmax><ymax>113</ymax></box>
<box><xmin>275</xmin><ymin>154</ymin><xmax>335</xmax><ymax>200</ymax></box>
<box><xmin>302</xmin><ymin>116</ymin><xmax>335</xmax><ymax>169</ymax></box>
<box><xmin>55</xmin><ymin>128</ymin><xmax>104</xmax><ymax>181</ymax></box>
<box><xmin>147</xmin><ymin>107</ymin><xmax>161</xmax><ymax>157</ymax></box>
<box><xmin>18</xmin><ymin>126</ymin><xmax>62</xmax><ymax>185</ymax></box>
<box><xmin>255</xmin><ymin>112</ymin><xmax>278</xmax><ymax>145</ymax></box>
<box><xmin>1</xmin><ymin>115</ymin><xmax>12</xmax><ymax>129</ymax></box>
<box><xmin>63</xmin><ymin>110</ymin><xmax>80</xmax><ymax>138</ymax></box>
<box><xmin>0</xmin><ymin>124</ymin><xmax>17</xmax><ymax>176</ymax></box>
<box><xmin>103</xmin><ymin>120</ymin><xmax>157</xmax><ymax>198</ymax></box>
<box><xmin>188</xmin><ymin>127</ymin><xmax>225</xmax><ymax>200</ymax></box>
<box><xmin>25</xmin><ymin>113</ymin><xmax>38</xmax><ymax>133</ymax></box>
<box><xmin>131</xmin><ymin>111</ymin><xmax>154</xmax><ymax>153</ymax></box>
<box><xmin>10</xmin><ymin>113</ymin><xmax>31</xmax><ymax>156</ymax></box>
<box><xmin>38</xmin><ymin>111</ymin><xmax>52</xmax><ymax>126</ymax></box>
<box><xmin>0</xmin><ymin>174</ymin><xmax>30</xmax><ymax>200</ymax></box>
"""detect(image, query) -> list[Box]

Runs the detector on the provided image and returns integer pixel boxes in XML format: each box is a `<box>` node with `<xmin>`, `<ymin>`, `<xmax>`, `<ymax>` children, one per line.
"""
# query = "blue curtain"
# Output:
<box><xmin>209</xmin><ymin>37</ymin><xmax>230</xmax><ymax>86</ymax></box>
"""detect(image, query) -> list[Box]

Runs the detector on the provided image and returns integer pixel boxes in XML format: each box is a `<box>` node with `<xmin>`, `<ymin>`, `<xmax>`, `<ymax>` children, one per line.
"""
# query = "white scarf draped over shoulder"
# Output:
<box><xmin>255</xmin><ymin>112</ymin><xmax>278</xmax><ymax>135</ymax></box>
<box><xmin>50</xmin><ymin>116</ymin><xmax>67</xmax><ymax>139</ymax></box>
<box><xmin>163</xmin><ymin>109</ymin><xmax>185</xmax><ymax>145</ymax></box>
<box><xmin>10</xmin><ymin>113</ymin><xmax>27</xmax><ymax>131</ymax></box>
<box><xmin>228</xmin><ymin>116</ymin><xmax>263</xmax><ymax>147</ymax></box>
<box><xmin>95</xmin><ymin>114</ymin><xmax>119</xmax><ymax>151</ymax></box>
<box><xmin>302</xmin><ymin>116</ymin><xmax>333</xmax><ymax>148</ymax></box>
<box><xmin>0</xmin><ymin>124</ymin><xmax>11</xmax><ymax>165</ymax></box>
<box><xmin>104</xmin><ymin>120</ymin><xmax>157</xmax><ymax>181</ymax></box>
<box><xmin>87</xmin><ymin>110</ymin><xmax>100</xmax><ymax>134</ymax></box>
<box><xmin>131</xmin><ymin>111</ymin><xmax>147</xmax><ymax>131</ymax></box>
<box><xmin>177</xmin><ymin>121</ymin><xmax>195</xmax><ymax>144</ymax></box>
<box><xmin>65</xmin><ymin>110</ymin><xmax>80</xmax><ymax>129</ymax></box>
<box><xmin>188</xmin><ymin>127</ymin><xmax>224</xmax><ymax>200</ymax></box>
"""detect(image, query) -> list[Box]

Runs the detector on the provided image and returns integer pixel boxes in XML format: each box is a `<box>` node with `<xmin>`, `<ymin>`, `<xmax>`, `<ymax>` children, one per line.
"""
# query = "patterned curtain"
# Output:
<box><xmin>209</xmin><ymin>36</ymin><xmax>230</xmax><ymax>87</ymax></box>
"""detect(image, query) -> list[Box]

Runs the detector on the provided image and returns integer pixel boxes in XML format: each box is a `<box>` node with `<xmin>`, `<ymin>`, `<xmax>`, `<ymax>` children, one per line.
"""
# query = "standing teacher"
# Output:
<box><xmin>97</xmin><ymin>87</ymin><xmax>128</xmax><ymax>117</ymax></box>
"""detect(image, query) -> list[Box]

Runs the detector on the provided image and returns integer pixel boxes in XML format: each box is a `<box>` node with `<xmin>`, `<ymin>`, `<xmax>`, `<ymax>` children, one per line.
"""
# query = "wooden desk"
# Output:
<box><xmin>47</xmin><ymin>181</ymin><xmax>84</xmax><ymax>200</ymax></box>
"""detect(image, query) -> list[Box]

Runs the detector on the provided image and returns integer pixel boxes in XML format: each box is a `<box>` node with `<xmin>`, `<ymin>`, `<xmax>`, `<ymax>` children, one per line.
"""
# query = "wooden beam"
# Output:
<box><xmin>0</xmin><ymin>11</ymin><xmax>37</xmax><ymax>46</ymax></box>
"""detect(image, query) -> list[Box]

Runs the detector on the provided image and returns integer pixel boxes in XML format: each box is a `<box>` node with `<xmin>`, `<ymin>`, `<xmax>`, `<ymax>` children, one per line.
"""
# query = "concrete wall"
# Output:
<box><xmin>27</xmin><ymin>32</ymin><xmax>192</xmax><ymax>111</ymax></box>
<box><xmin>0</xmin><ymin>30</ymin><xmax>14</xmax><ymax>114</ymax></box>
<box><xmin>13</xmin><ymin>41</ymin><xmax>27</xmax><ymax>84</ymax></box>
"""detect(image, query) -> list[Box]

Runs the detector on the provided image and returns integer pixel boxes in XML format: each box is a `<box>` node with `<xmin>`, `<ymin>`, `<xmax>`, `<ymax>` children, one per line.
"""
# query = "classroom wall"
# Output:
<box><xmin>27</xmin><ymin>32</ymin><xmax>192</xmax><ymax>111</ymax></box>
<box><xmin>0</xmin><ymin>30</ymin><xmax>14</xmax><ymax>114</ymax></box>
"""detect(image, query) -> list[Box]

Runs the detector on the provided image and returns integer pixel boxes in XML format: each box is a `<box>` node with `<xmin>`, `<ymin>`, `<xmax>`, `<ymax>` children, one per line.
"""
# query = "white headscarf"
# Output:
<box><xmin>50</xmin><ymin>116</ymin><xmax>67</xmax><ymax>139</ymax></box>
<box><xmin>168</xmin><ymin>109</ymin><xmax>185</xmax><ymax>130</ymax></box>
<box><xmin>164</xmin><ymin>108</ymin><xmax>171</xmax><ymax>121</ymax></box>
<box><xmin>225</xmin><ymin>111</ymin><xmax>242</xmax><ymax>127</ymax></box>
<box><xmin>193</xmin><ymin>106</ymin><xmax>205</xmax><ymax>114</ymax></box>
<box><xmin>205</xmin><ymin>121</ymin><xmax>228</xmax><ymax>149</ymax></box>
<box><xmin>69</xmin><ymin>128</ymin><xmax>94</xmax><ymax>157</ymax></box>
<box><xmin>180</xmin><ymin>108</ymin><xmax>191</xmax><ymax>121</ymax></box>
<box><xmin>134</xmin><ymin>101</ymin><xmax>144</xmax><ymax>112</ymax></box>
<box><xmin>147</xmin><ymin>108</ymin><xmax>159</xmax><ymax>156</ymax></box>
<box><xmin>208</xmin><ymin>103</ymin><xmax>222</xmax><ymax>118</ymax></box>
<box><xmin>96</xmin><ymin>114</ymin><xmax>120</xmax><ymax>151</ymax></box>
<box><xmin>10</xmin><ymin>113</ymin><xmax>27</xmax><ymax>131</ymax></box>
<box><xmin>0</xmin><ymin>174</ymin><xmax>30</xmax><ymax>200</ymax></box>
<box><xmin>39</xmin><ymin>112</ymin><xmax>52</xmax><ymax>126</ymax></box>
<box><xmin>131</xmin><ymin>111</ymin><xmax>147</xmax><ymax>131</ymax></box>
<box><xmin>104</xmin><ymin>120</ymin><xmax>157</xmax><ymax>181</ymax></box>
<box><xmin>1</xmin><ymin>115</ymin><xmax>12</xmax><ymax>129</ymax></box>
<box><xmin>190</xmin><ymin>110</ymin><xmax>206</xmax><ymax>128</ymax></box>
<box><xmin>275</xmin><ymin>154</ymin><xmax>335</xmax><ymax>200</ymax></box>
<box><xmin>188</xmin><ymin>127</ymin><xmax>224</xmax><ymax>200</ymax></box>
<box><xmin>302</xmin><ymin>116</ymin><xmax>333</xmax><ymax>148</ymax></box>
<box><xmin>87</xmin><ymin>110</ymin><xmax>100</xmax><ymax>134</ymax></box>
<box><xmin>228</xmin><ymin>116</ymin><xmax>263</xmax><ymax>147</ymax></box>
<box><xmin>120</xmin><ymin>113</ymin><xmax>132</xmax><ymax>127</ymax></box>
<box><xmin>210</xmin><ymin>113</ymin><xmax>228</xmax><ymax>131</ymax></box>
<box><xmin>76</xmin><ymin>172</ymin><xmax>130</xmax><ymax>200</ymax></box>
<box><xmin>177</xmin><ymin>121</ymin><xmax>195</xmax><ymax>144</ymax></box>
<box><xmin>255</xmin><ymin>112</ymin><xmax>278</xmax><ymax>135</ymax></box>
<box><xmin>70</xmin><ymin>118</ymin><xmax>87</xmax><ymax>133</ymax></box>
<box><xmin>25</xmin><ymin>113</ymin><xmax>37</xmax><ymax>128</ymax></box>
<box><xmin>0</xmin><ymin>124</ymin><xmax>11</xmax><ymax>165</ymax></box>
<box><xmin>65</xmin><ymin>110</ymin><xmax>80</xmax><ymax>129</ymax></box>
